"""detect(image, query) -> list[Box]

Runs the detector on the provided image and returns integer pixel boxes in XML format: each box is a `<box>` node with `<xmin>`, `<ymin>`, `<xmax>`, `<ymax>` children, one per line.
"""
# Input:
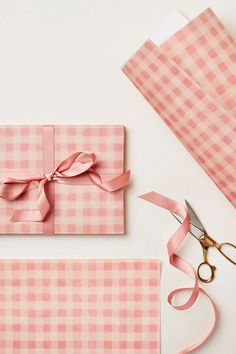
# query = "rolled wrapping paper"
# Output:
<box><xmin>159</xmin><ymin>8</ymin><xmax>236</xmax><ymax>116</ymax></box>
<box><xmin>123</xmin><ymin>8</ymin><xmax>236</xmax><ymax>208</ymax></box>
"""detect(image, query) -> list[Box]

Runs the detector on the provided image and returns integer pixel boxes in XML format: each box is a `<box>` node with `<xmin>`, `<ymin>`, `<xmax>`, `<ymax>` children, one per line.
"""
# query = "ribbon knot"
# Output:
<box><xmin>0</xmin><ymin>151</ymin><xmax>130</xmax><ymax>223</ymax></box>
<box><xmin>44</xmin><ymin>172</ymin><xmax>55</xmax><ymax>182</ymax></box>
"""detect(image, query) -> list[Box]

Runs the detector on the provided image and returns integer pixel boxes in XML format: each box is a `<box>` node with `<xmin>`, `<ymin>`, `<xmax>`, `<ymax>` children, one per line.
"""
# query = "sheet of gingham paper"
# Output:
<box><xmin>159</xmin><ymin>8</ymin><xmax>236</xmax><ymax>116</ymax></box>
<box><xmin>123</xmin><ymin>8</ymin><xmax>236</xmax><ymax>208</ymax></box>
<box><xmin>0</xmin><ymin>125</ymin><xmax>125</xmax><ymax>234</ymax></box>
<box><xmin>0</xmin><ymin>259</ymin><xmax>160</xmax><ymax>354</ymax></box>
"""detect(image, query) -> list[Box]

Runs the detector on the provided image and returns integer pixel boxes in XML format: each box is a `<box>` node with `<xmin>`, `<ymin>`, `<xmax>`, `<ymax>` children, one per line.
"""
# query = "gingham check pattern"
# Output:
<box><xmin>0</xmin><ymin>259</ymin><xmax>160</xmax><ymax>354</ymax></box>
<box><xmin>160</xmin><ymin>8</ymin><xmax>236</xmax><ymax>116</ymax></box>
<box><xmin>0</xmin><ymin>125</ymin><xmax>125</xmax><ymax>234</ymax></box>
<box><xmin>123</xmin><ymin>8</ymin><xmax>236</xmax><ymax>208</ymax></box>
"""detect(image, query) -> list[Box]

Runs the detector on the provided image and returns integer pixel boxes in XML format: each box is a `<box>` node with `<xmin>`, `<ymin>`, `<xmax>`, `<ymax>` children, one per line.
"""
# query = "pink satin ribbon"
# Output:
<box><xmin>139</xmin><ymin>191</ymin><xmax>217</xmax><ymax>354</ymax></box>
<box><xmin>0</xmin><ymin>151</ymin><xmax>130</xmax><ymax>224</ymax></box>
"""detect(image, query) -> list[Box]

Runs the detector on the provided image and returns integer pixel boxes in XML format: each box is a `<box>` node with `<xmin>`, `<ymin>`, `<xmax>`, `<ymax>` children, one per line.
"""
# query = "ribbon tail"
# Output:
<box><xmin>0</xmin><ymin>181</ymin><xmax>31</xmax><ymax>201</ymax></box>
<box><xmin>139</xmin><ymin>191</ymin><xmax>218</xmax><ymax>354</ymax></box>
<box><xmin>11</xmin><ymin>179</ymin><xmax>50</xmax><ymax>222</ymax></box>
<box><xmin>88</xmin><ymin>170</ymin><xmax>130</xmax><ymax>191</ymax></box>
<box><xmin>176</xmin><ymin>288</ymin><xmax>218</xmax><ymax>354</ymax></box>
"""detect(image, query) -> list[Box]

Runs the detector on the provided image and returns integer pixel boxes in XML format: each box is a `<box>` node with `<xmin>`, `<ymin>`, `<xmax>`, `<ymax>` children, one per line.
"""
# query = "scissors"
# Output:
<box><xmin>171</xmin><ymin>201</ymin><xmax>236</xmax><ymax>283</ymax></box>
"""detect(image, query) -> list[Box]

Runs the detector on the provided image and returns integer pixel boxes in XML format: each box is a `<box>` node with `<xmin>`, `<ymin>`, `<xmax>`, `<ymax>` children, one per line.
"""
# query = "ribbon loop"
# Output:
<box><xmin>0</xmin><ymin>151</ymin><xmax>130</xmax><ymax>223</ymax></box>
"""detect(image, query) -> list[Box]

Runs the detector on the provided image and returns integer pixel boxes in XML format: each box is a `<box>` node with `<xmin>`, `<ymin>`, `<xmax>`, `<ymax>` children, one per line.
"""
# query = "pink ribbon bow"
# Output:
<box><xmin>0</xmin><ymin>151</ymin><xmax>130</xmax><ymax>222</ymax></box>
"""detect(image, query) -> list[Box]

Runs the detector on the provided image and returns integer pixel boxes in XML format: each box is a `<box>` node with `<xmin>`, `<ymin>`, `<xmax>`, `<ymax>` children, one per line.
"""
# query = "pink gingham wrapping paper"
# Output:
<box><xmin>0</xmin><ymin>125</ymin><xmax>126</xmax><ymax>234</ymax></box>
<box><xmin>0</xmin><ymin>259</ymin><xmax>160</xmax><ymax>354</ymax></box>
<box><xmin>160</xmin><ymin>8</ymin><xmax>236</xmax><ymax>116</ymax></box>
<box><xmin>123</xmin><ymin>8</ymin><xmax>236</xmax><ymax>208</ymax></box>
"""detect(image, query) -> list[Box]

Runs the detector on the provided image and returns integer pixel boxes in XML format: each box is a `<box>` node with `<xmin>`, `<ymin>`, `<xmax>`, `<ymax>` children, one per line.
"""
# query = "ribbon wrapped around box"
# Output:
<box><xmin>0</xmin><ymin>125</ymin><xmax>130</xmax><ymax>234</ymax></box>
<box><xmin>123</xmin><ymin>8</ymin><xmax>236</xmax><ymax>208</ymax></box>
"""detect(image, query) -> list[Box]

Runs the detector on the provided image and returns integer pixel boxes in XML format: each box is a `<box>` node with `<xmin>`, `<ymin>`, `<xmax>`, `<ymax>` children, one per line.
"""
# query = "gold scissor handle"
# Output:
<box><xmin>198</xmin><ymin>235</ymin><xmax>236</xmax><ymax>283</ymax></box>
<box><xmin>198</xmin><ymin>234</ymin><xmax>218</xmax><ymax>283</ymax></box>
<box><xmin>197</xmin><ymin>247</ymin><xmax>216</xmax><ymax>283</ymax></box>
<box><xmin>218</xmin><ymin>242</ymin><xmax>236</xmax><ymax>265</ymax></box>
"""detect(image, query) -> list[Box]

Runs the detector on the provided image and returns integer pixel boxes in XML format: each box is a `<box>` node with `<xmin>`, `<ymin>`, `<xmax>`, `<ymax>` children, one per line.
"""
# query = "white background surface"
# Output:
<box><xmin>0</xmin><ymin>1</ymin><xmax>235</xmax><ymax>353</ymax></box>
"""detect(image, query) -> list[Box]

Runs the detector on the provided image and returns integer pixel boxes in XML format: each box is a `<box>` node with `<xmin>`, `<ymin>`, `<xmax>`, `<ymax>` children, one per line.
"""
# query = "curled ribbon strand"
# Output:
<box><xmin>139</xmin><ymin>191</ymin><xmax>217</xmax><ymax>354</ymax></box>
<box><xmin>0</xmin><ymin>152</ymin><xmax>130</xmax><ymax>222</ymax></box>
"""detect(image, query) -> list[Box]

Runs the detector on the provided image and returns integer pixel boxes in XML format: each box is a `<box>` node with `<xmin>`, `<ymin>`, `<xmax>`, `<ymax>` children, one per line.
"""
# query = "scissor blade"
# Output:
<box><xmin>170</xmin><ymin>212</ymin><xmax>204</xmax><ymax>240</ymax></box>
<box><xmin>185</xmin><ymin>200</ymin><xmax>206</xmax><ymax>235</ymax></box>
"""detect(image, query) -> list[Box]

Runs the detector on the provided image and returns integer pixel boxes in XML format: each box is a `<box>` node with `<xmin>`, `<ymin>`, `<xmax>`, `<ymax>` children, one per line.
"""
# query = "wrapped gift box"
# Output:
<box><xmin>0</xmin><ymin>125</ymin><xmax>129</xmax><ymax>234</ymax></box>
